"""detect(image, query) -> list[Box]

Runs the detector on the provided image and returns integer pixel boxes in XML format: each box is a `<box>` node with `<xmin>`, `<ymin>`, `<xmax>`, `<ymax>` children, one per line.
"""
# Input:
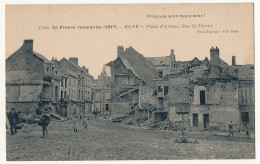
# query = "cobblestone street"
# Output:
<box><xmin>6</xmin><ymin>118</ymin><xmax>254</xmax><ymax>160</ymax></box>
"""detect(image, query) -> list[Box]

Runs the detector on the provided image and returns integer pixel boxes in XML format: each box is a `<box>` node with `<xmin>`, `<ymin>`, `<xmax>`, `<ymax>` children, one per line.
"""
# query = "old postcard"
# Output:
<box><xmin>4</xmin><ymin>3</ymin><xmax>255</xmax><ymax>161</ymax></box>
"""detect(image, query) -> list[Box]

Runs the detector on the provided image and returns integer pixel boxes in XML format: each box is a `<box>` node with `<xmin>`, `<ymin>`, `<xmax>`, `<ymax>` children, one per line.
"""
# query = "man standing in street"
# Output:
<box><xmin>7</xmin><ymin>108</ymin><xmax>20</xmax><ymax>135</ymax></box>
<box><xmin>93</xmin><ymin>108</ymin><xmax>98</xmax><ymax>119</ymax></box>
<box><xmin>41</xmin><ymin>111</ymin><xmax>51</xmax><ymax>138</ymax></box>
<box><xmin>226</xmin><ymin>121</ymin><xmax>234</xmax><ymax>141</ymax></box>
<box><xmin>82</xmin><ymin>116</ymin><xmax>88</xmax><ymax>130</ymax></box>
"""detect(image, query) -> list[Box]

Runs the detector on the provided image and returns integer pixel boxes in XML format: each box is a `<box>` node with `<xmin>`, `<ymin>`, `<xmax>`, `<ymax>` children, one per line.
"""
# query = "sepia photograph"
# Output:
<box><xmin>3</xmin><ymin>2</ymin><xmax>257</xmax><ymax>162</ymax></box>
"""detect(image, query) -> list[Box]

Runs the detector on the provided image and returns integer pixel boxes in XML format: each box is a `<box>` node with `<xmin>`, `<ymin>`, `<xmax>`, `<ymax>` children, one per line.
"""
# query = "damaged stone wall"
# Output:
<box><xmin>190</xmin><ymin>106</ymin><xmax>240</xmax><ymax>131</ymax></box>
<box><xmin>190</xmin><ymin>80</ymin><xmax>240</xmax><ymax>130</ymax></box>
<box><xmin>6</xmin><ymin>102</ymin><xmax>38</xmax><ymax>115</ymax></box>
<box><xmin>165</xmin><ymin>76</ymin><xmax>191</xmax><ymax>125</ymax></box>
<box><xmin>168</xmin><ymin>105</ymin><xmax>190</xmax><ymax>127</ymax></box>
<box><xmin>167</xmin><ymin>74</ymin><xmax>240</xmax><ymax>130</ymax></box>
<box><xmin>139</xmin><ymin>84</ymin><xmax>156</xmax><ymax>108</ymax></box>
<box><xmin>6</xmin><ymin>85</ymin><xmax>20</xmax><ymax>102</ymax></box>
<box><xmin>6</xmin><ymin>71</ymin><xmax>43</xmax><ymax>84</ymax></box>
<box><xmin>110</xmin><ymin>102</ymin><xmax>130</xmax><ymax>115</ymax></box>
<box><xmin>193</xmin><ymin>86</ymin><xmax>206</xmax><ymax>105</ymax></box>
<box><xmin>114</xmin><ymin>75</ymin><xmax>129</xmax><ymax>86</ymax></box>
<box><xmin>168</xmin><ymin>76</ymin><xmax>190</xmax><ymax>105</ymax></box>
<box><xmin>6</xmin><ymin>85</ymin><xmax>42</xmax><ymax>103</ymax></box>
<box><xmin>206</xmin><ymin>81</ymin><xmax>238</xmax><ymax>105</ymax></box>
<box><xmin>109</xmin><ymin>58</ymin><xmax>131</xmax><ymax>75</ymax></box>
<box><xmin>210</xmin><ymin>106</ymin><xmax>240</xmax><ymax>130</ymax></box>
<box><xmin>189</xmin><ymin>65</ymin><xmax>209</xmax><ymax>82</ymax></box>
<box><xmin>19</xmin><ymin>85</ymin><xmax>42</xmax><ymax>102</ymax></box>
<box><xmin>109</xmin><ymin>58</ymin><xmax>139</xmax><ymax>86</ymax></box>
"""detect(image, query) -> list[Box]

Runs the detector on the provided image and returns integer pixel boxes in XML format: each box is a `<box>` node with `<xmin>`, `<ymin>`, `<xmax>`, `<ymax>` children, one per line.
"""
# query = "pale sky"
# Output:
<box><xmin>5</xmin><ymin>4</ymin><xmax>254</xmax><ymax>78</ymax></box>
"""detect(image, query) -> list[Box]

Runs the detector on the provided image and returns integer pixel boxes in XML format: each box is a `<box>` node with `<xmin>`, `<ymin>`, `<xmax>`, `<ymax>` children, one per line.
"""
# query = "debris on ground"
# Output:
<box><xmin>175</xmin><ymin>138</ymin><xmax>199</xmax><ymax>144</ymax></box>
<box><xmin>110</xmin><ymin>115</ymin><xmax>129</xmax><ymax>123</ymax></box>
<box><xmin>150</xmin><ymin>120</ymin><xmax>183</xmax><ymax>131</ymax></box>
<box><xmin>107</xmin><ymin>114</ymin><xmax>187</xmax><ymax>132</ymax></box>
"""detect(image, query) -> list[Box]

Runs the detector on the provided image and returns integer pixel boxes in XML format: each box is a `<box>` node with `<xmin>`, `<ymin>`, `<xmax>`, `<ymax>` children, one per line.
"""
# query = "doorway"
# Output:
<box><xmin>105</xmin><ymin>104</ymin><xmax>109</xmax><ymax>111</ymax></box>
<box><xmin>203</xmin><ymin>114</ymin><xmax>209</xmax><ymax>129</ymax></box>
<box><xmin>193</xmin><ymin>114</ymin><xmax>198</xmax><ymax>127</ymax></box>
<box><xmin>241</xmin><ymin>112</ymin><xmax>249</xmax><ymax>125</ymax></box>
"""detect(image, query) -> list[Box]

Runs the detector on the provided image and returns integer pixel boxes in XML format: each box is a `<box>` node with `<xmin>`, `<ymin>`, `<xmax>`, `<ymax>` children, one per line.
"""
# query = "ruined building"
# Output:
<box><xmin>151</xmin><ymin>47</ymin><xmax>254</xmax><ymax>135</ymax></box>
<box><xmin>96</xmin><ymin>46</ymin><xmax>161</xmax><ymax>116</ymax></box>
<box><xmin>6</xmin><ymin>40</ymin><xmax>63</xmax><ymax>114</ymax></box>
<box><xmin>6</xmin><ymin>40</ymin><xmax>94</xmax><ymax>118</ymax></box>
<box><xmin>56</xmin><ymin>57</ymin><xmax>94</xmax><ymax>116</ymax></box>
<box><xmin>236</xmin><ymin>64</ymin><xmax>255</xmax><ymax>130</ymax></box>
<box><xmin>96</xmin><ymin>45</ymin><xmax>254</xmax><ymax>134</ymax></box>
<box><xmin>146</xmin><ymin>49</ymin><xmax>175</xmax><ymax>77</ymax></box>
<box><xmin>6</xmin><ymin>40</ymin><xmax>254</xmax><ymax>135</ymax></box>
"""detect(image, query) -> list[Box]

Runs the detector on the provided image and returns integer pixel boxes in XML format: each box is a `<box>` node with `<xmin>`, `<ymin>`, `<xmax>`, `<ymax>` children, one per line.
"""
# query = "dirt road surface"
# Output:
<box><xmin>6</xmin><ymin>119</ymin><xmax>255</xmax><ymax>160</ymax></box>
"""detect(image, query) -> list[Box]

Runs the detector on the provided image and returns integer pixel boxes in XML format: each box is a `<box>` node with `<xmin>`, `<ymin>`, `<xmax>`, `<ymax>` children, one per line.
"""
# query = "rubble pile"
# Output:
<box><xmin>175</xmin><ymin>138</ymin><xmax>199</xmax><ymax>144</ymax></box>
<box><xmin>108</xmin><ymin>114</ymin><xmax>150</xmax><ymax>129</ymax></box>
<box><xmin>110</xmin><ymin>115</ymin><xmax>129</xmax><ymax>123</ymax></box>
<box><xmin>138</xmin><ymin>118</ymin><xmax>153</xmax><ymax>127</ymax></box>
<box><xmin>108</xmin><ymin>114</ymin><xmax>188</xmax><ymax>132</ymax></box>
<box><xmin>150</xmin><ymin>120</ymin><xmax>183</xmax><ymax>131</ymax></box>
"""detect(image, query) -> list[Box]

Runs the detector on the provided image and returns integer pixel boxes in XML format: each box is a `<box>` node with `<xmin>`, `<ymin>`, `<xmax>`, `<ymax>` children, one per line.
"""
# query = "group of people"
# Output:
<box><xmin>7</xmin><ymin>108</ymin><xmax>250</xmax><ymax>140</ymax></box>
<box><xmin>7</xmin><ymin>108</ymin><xmax>51</xmax><ymax>138</ymax></box>
<box><xmin>73</xmin><ymin>115</ymin><xmax>88</xmax><ymax>133</ymax></box>
<box><xmin>7</xmin><ymin>108</ymin><xmax>89</xmax><ymax>138</ymax></box>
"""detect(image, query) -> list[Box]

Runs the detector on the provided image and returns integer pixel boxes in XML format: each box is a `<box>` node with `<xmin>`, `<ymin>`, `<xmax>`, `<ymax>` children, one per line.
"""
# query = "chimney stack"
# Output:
<box><xmin>22</xmin><ymin>39</ymin><xmax>33</xmax><ymax>52</ymax></box>
<box><xmin>210</xmin><ymin>46</ymin><xmax>220</xmax><ymax>65</ymax></box>
<box><xmin>170</xmin><ymin>49</ymin><xmax>175</xmax><ymax>61</ymax></box>
<box><xmin>232</xmin><ymin>56</ymin><xmax>236</xmax><ymax>66</ymax></box>
<box><xmin>117</xmin><ymin>46</ymin><xmax>124</xmax><ymax>58</ymax></box>
<box><xmin>69</xmin><ymin>57</ymin><xmax>78</xmax><ymax>66</ymax></box>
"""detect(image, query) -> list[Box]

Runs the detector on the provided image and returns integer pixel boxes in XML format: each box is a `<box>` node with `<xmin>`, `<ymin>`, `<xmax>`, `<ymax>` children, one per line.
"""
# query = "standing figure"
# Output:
<box><xmin>73</xmin><ymin>118</ymin><xmax>78</xmax><ymax>133</ymax></box>
<box><xmin>226</xmin><ymin>121</ymin><xmax>234</xmax><ymax>140</ymax></box>
<box><xmin>41</xmin><ymin>111</ymin><xmax>51</xmax><ymax>138</ymax></box>
<box><xmin>7</xmin><ymin>108</ymin><xmax>19</xmax><ymax>135</ymax></box>
<box><xmin>245</xmin><ymin>123</ymin><xmax>249</xmax><ymax>138</ymax></box>
<box><xmin>93</xmin><ymin>108</ymin><xmax>98</xmax><ymax>119</ymax></box>
<box><xmin>83</xmin><ymin>116</ymin><xmax>88</xmax><ymax>130</ymax></box>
